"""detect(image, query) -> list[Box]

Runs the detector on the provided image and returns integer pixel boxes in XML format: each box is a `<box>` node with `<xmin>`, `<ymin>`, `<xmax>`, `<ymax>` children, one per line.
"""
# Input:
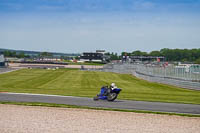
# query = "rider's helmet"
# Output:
<box><xmin>111</xmin><ymin>83</ymin><xmax>116</xmax><ymax>89</ymax></box>
<box><xmin>111</xmin><ymin>83</ymin><xmax>115</xmax><ymax>87</ymax></box>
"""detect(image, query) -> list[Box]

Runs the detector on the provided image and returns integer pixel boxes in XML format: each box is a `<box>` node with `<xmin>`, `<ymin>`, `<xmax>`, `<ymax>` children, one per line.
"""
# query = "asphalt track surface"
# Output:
<box><xmin>0</xmin><ymin>93</ymin><xmax>200</xmax><ymax>115</ymax></box>
<box><xmin>0</xmin><ymin>68</ymin><xmax>18</xmax><ymax>74</ymax></box>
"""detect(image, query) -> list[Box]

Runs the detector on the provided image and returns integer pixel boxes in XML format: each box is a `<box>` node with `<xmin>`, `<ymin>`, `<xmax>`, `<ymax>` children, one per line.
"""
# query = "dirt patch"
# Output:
<box><xmin>0</xmin><ymin>104</ymin><xmax>200</xmax><ymax>133</ymax></box>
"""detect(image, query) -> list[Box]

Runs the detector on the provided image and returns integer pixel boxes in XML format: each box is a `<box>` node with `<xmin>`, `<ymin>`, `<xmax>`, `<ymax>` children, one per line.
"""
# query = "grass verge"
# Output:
<box><xmin>1</xmin><ymin>101</ymin><xmax>200</xmax><ymax>117</ymax></box>
<box><xmin>0</xmin><ymin>68</ymin><xmax>200</xmax><ymax>104</ymax></box>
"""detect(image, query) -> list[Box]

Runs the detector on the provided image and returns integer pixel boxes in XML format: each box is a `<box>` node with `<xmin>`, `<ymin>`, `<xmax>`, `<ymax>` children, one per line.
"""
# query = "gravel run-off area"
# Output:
<box><xmin>0</xmin><ymin>104</ymin><xmax>200</xmax><ymax>133</ymax></box>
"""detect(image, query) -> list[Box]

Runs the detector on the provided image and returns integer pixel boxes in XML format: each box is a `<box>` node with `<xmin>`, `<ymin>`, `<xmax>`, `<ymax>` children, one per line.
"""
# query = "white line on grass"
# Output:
<box><xmin>0</xmin><ymin>92</ymin><xmax>86</xmax><ymax>99</ymax></box>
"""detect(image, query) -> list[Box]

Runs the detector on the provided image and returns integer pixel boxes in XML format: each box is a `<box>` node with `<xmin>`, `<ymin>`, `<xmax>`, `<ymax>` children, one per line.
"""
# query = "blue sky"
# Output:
<box><xmin>0</xmin><ymin>0</ymin><xmax>200</xmax><ymax>53</ymax></box>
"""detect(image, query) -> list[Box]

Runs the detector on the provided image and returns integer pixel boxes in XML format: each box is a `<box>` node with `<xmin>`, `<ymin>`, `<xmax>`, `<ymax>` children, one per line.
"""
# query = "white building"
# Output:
<box><xmin>0</xmin><ymin>54</ymin><xmax>5</xmax><ymax>67</ymax></box>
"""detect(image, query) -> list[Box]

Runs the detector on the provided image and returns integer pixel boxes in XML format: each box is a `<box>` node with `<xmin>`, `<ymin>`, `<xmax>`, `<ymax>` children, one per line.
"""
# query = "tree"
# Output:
<box><xmin>104</xmin><ymin>52</ymin><xmax>110</xmax><ymax>56</ymax></box>
<box><xmin>40</xmin><ymin>52</ymin><xmax>52</xmax><ymax>57</ymax></box>
<box><xmin>132</xmin><ymin>50</ymin><xmax>148</xmax><ymax>56</ymax></box>
<box><xmin>18</xmin><ymin>52</ymin><xmax>25</xmax><ymax>58</ymax></box>
<box><xmin>121</xmin><ymin>52</ymin><xmax>131</xmax><ymax>56</ymax></box>
<box><xmin>149</xmin><ymin>51</ymin><xmax>161</xmax><ymax>56</ymax></box>
<box><xmin>110</xmin><ymin>52</ymin><xmax>120</xmax><ymax>60</ymax></box>
<box><xmin>3</xmin><ymin>51</ymin><xmax>16</xmax><ymax>57</ymax></box>
<box><xmin>195</xmin><ymin>58</ymin><xmax>200</xmax><ymax>64</ymax></box>
<box><xmin>3</xmin><ymin>51</ymin><xmax>10</xmax><ymax>57</ymax></box>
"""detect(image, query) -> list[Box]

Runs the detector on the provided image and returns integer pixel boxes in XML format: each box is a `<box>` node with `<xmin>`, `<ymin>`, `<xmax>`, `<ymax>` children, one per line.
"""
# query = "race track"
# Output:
<box><xmin>0</xmin><ymin>93</ymin><xmax>200</xmax><ymax>115</ymax></box>
<box><xmin>0</xmin><ymin>68</ymin><xmax>19</xmax><ymax>74</ymax></box>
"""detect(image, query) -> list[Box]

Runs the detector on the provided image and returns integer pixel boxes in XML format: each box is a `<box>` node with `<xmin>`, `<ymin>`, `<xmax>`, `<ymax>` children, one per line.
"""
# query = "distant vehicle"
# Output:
<box><xmin>93</xmin><ymin>86</ymin><xmax>122</xmax><ymax>101</ymax></box>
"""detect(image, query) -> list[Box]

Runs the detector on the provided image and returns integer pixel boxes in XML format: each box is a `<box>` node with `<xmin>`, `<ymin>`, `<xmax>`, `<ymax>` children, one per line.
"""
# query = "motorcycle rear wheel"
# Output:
<box><xmin>107</xmin><ymin>93</ymin><xmax>118</xmax><ymax>101</ymax></box>
<box><xmin>93</xmin><ymin>96</ymin><xmax>99</xmax><ymax>101</ymax></box>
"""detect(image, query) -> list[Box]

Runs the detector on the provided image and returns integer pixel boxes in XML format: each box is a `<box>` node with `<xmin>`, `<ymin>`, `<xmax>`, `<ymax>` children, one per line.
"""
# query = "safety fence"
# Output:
<box><xmin>102</xmin><ymin>63</ymin><xmax>200</xmax><ymax>90</ymax></box>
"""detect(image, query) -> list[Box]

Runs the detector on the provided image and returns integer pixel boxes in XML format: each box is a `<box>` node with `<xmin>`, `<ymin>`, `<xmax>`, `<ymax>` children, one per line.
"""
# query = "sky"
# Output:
<box><xmin>0</xmin><ymin>0</ymin><xmax>200</xmax><ymax>54</ymax></box>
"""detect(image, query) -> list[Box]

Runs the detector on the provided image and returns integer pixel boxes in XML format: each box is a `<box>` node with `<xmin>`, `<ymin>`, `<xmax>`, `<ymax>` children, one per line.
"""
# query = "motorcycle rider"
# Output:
<box><xmin>102</xmin><ymin>83</ymin><xmax>117</xmax><ymax>96</ymax></box>
<box><xmin>94</xmin><ymin>82</ymin><xmax>121</xmax><ymax>101</ymax></box>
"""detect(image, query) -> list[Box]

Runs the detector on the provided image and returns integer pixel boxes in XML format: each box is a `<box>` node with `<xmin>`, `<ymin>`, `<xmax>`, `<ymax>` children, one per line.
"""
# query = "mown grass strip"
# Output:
<box><xmin>0</xmin><ymin>68</ymin><xmax>200</xmax><ymax>104</ymax></box>
<box><xmin>1</xmin><ymin>101</ymin><xmax>200</xmax><ymax>118</ymax></box>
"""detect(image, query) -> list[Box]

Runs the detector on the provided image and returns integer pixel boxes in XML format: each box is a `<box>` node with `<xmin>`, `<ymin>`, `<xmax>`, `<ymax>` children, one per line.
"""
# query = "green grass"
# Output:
<box><xmin>0</xmin><ymin>68</ymin><xmax>200</xmax><ymax>104</ymax></box>
<box><xmin>1</xmin><ymin>101</ymin><xmax>200</xmax><ymax>117</ymax></box>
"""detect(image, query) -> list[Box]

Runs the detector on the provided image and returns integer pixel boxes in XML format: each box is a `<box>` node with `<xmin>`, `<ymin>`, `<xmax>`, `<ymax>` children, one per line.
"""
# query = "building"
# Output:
<box><xmin>96</xmin><ymin>50</ymin><xmax>106</xmax><ymax>55</ymax></box>
<box><xmin>130</xmin><ymin>56</ymin><xmax>165</xmax><ymax>63</ymax></box>
<box><xmin>0</xmin><ymin>54</ymin><xmax>5</xmax><ymax>67</ymax></box>
<box><xmin>80</xmin><ymin>52</ymin><xmax>104</xmax><ymax>62</ymax></box>
<box><xmin>80</xmin><ymin>50</ymin><xmax>109</xmax><ymax>63</ymax></box>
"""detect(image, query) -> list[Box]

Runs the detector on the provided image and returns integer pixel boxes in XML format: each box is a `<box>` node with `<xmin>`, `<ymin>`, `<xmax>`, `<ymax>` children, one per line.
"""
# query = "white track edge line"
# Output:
<box><xmin>1</xmin><ymin>92</ymin><xmax>85</xmax><ymax>98</ymax></box>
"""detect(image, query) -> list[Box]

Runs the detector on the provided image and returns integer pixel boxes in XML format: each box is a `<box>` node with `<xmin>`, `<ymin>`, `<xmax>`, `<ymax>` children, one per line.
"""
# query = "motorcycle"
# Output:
<box><xmin>93</xmin><ymin>86</ymin><xmax>122</xmax><ymax>101</ymax></box>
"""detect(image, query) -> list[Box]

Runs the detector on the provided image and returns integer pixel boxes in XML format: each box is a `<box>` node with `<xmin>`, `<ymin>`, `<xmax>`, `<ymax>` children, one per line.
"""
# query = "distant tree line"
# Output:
<box><xmin>3</xmin><ymin>51</ymin><xmax>54</xmax><ymax>58</ymax></box>
<box><xmin>121</xmin><ymin>48</ymin><xmax>200</xmax><ymax>64</ymax></box>
<box><xmin>39</xmin><ymin>52</ymin><xmax>53</xmax><ymax>57</ymax></box>
<box><xmin>2</xmin><ymin>48</ymin><xmax>200</xmax><ymax>64</ymax></box>
<box><xmin>3</xmin><ymin>51</ymin><xmax>30</xmax><ymax>58</ymax></box>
